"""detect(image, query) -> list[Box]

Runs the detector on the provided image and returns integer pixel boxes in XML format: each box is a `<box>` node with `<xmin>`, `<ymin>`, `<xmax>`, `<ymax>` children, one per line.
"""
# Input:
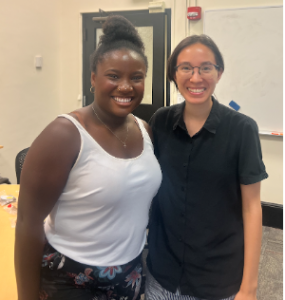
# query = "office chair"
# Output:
<box><xmin>0</xmin><ymin>176</ymin><xmax>11</xmax><ymax>184</ymax></box>
<box><xmin>15</xmin><ymin>147</ymin><xmax>29</xmax><ymax>184</ymax></box>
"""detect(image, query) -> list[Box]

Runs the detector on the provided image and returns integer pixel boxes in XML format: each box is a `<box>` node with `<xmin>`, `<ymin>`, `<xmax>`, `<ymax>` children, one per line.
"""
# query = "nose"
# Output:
<box><xmin>117</xmin><ymin>81</ymin><xmax>133</xmax><ymax>92</ymax></box>
<box><xmin>189</xmin><ymin>67</ymin><xmax>203</xmax><ymax>83</ymax></box>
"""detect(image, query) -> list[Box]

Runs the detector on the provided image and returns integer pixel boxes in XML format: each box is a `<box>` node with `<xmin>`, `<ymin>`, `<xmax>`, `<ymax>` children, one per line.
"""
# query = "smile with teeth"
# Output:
<box><xmin>113</xmin><ymin>97</ymin><xmax>132</xmax><ymax>103</ymax></box>
<box><xmin>187</xmin><ymin>88</ymin><xmax>206</xmax><ymax>93</ymax></box>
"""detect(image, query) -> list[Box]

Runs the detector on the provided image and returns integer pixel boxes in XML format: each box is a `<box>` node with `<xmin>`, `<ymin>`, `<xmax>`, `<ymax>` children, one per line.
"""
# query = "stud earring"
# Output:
<box><xmin>90</xmin><ymin>86</ymin><xmax>95</xmax><ymax>93</ymax></box>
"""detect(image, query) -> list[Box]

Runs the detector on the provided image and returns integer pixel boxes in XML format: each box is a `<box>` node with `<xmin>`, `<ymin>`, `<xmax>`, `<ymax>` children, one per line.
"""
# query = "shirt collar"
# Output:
<box><xmin>172</xmin><ymin>97</ymin><xmax>222</xmax><ymax>134</ymax></box>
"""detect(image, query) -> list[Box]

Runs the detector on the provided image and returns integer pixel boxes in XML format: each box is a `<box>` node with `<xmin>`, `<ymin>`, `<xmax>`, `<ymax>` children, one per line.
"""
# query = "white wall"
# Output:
<box><xmin>187</xmin><ymin>0</ymin><xmax>283</xmax><ymax>36</ymax></box>
<box><xmin>183</xmin><ymin>0</ymin><xmax>283</xmax><ymax>205</ymax></box>
<box><xmin>0</xmin><ymin>0</ymin><xmax>282</xmax><ymax>205</ymax></box>
<box><xmin>0</xmin><ymin>0</ymin><xmax>62</xmax><ymax>183</ymax></box>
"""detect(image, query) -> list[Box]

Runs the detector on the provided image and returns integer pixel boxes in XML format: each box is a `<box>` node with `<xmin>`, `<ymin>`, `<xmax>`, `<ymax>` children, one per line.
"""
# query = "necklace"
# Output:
<box><xmin>91</xmin><ymin>105</ymin><xmax>129</xmax><ymax>148</ymax></box>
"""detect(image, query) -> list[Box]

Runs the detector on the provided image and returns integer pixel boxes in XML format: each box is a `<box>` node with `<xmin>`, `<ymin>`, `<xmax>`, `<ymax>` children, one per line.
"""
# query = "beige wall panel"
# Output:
<box><xmin>0</xmin><ymin>0</ymin><xmax>61</xmax><ymax>183</ymax></box>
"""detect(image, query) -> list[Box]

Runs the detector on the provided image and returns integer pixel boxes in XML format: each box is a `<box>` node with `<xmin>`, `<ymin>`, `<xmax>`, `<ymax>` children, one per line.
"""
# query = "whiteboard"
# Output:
<box><xmin>204</xmin><ymin>6</ymin><xmax>283</xmax><ymax>133</ymax></box>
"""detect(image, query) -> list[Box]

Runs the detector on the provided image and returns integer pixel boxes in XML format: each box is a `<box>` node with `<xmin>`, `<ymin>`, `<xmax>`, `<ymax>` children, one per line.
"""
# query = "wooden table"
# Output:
<box><xmin>0</xmin><ymin>184</ymin><xmax>19</xmax><ymax>300</ymax></box>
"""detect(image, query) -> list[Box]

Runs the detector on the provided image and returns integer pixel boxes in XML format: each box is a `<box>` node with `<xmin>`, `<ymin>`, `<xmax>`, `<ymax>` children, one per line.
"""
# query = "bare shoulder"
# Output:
<box><xmin>34</xmin><ymin>116</ymin><xmax>80</xmax><ymax>149</ymax></box>
<box><xmin>25</xmin><ymin>116</ymin><xmax>81</xmax><ymax>172</ymax></box>
<box><xmin>69</xmin><ymin>106</ymin><xmax>91</xmax><ymax>125</ymax></box>
<box><xmin>18</xmin><ymin>116</ymin><xmax>81</xmax><ymax>223</ymax></box>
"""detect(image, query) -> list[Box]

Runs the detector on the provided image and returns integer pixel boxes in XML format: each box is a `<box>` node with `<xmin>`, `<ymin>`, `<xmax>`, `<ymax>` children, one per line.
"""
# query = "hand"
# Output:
<box><xmin>234</xmin><ymin>290</ymin><xmax>257</xmax><ymax>300</ymax></box>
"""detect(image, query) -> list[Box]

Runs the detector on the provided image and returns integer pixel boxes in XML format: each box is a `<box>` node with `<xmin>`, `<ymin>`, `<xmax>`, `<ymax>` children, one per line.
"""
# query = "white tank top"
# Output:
<box><xmin>44</xmin><ymin>114</ymin><xmax>162</xmax><ymax>266</ymax></box>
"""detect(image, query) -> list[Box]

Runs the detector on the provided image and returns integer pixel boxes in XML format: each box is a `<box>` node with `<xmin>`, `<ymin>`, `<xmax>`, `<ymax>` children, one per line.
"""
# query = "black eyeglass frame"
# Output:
<box><xmin>175</xmin><ymin>62</ymin><xmax>220</xmax><ymax>75</ymax></box>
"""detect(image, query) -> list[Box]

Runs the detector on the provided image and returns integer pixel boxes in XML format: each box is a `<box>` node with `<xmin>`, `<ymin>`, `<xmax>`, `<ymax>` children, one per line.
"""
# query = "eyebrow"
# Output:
<box><xmin>179</xmin><ymin>61</ymin><xmax>213</xmax><ymax>65</ymax></box>
<box><xmin>104</xmin><ymin>68</ymin><xmax>120</xmax><ymax>73</ymax></box>
<box><xmin>132</xmin><ymin>71</ymin><xmax>145</xmax><ymax>75</ymax></box>
<box><xmin>105</xmin><ymin>69</ymin><xmax>145</xmax><ymax>75</ymax></box>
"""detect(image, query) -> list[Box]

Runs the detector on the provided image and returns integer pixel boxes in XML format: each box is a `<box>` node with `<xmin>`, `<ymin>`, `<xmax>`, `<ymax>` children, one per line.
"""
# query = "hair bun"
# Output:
<box><xmin>99</xmin><ymin>15</ymin><xmax>144</xmax><ymax>51</ymax></box>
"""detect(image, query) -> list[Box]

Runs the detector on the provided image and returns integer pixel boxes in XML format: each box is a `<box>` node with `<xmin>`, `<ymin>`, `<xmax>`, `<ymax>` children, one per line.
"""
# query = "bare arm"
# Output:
<box><xmin>15</xmin><ymin>117</ymin><xmax>80</xmax><ymax>300</ymax></box>
<box><xmin>235</xmin><ymin>182</ymin><xmax>262</xmax><ymax>300</ymax></box>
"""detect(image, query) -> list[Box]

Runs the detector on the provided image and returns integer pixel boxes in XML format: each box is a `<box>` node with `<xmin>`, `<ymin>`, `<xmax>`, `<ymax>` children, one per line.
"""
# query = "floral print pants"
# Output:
<box><xmin>40</xmin><ymin>242</ymin><xmax>143</xmax><ymax>300</ymax></box>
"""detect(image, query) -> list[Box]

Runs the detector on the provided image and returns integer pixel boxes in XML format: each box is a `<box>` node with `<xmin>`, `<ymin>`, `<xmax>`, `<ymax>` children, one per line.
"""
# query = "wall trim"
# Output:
<box><xmin>261</xmin><ymin>202</ymin><xmax>283</xmax><ymax>229</ymax></box>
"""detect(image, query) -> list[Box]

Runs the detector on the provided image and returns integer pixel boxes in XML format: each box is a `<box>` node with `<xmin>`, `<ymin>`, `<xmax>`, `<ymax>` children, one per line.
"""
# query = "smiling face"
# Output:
<box><xmin>91</xmin><ymin>48</ymin><xmax>146</xmax><ymax>119</ymax></box>
<box><xmin>174</xmin><ymin>43</ymin><xmax>223</xmax><ymax>106</ymax></box>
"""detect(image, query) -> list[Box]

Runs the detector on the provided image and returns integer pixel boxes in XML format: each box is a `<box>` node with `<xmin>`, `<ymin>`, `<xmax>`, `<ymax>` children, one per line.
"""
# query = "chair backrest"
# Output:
<box><xmin>0</xmin><ymin>176</ymin><xmax>11</xmax><ymax>184</ymax></box>
<box><xmin>15</xmin><ymin>147</ymin><xmax>30</xmax><ymax>184</ymax></box>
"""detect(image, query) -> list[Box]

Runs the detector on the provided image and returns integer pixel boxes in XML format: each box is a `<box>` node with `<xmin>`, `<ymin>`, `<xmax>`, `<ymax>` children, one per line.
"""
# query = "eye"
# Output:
<box><xmin>181</xmin><ymin>65</ymin><xmax>192</xmax><ymax>71</ymax></box>
<box><xmin>178</xmin><ymin>64</ymin><xmax>193</xmax><ymax>73</ymax></box>
<box><xmin>108</xmin><ymin>74</ymin><xmax>119</xmax><ymax>79</ymax></box>
<box><xmin>201</xmin><ymin>65</ymin><xmax>213</xmax><ymax>72</ymax></box>
<box><xmin>132</xmin><ymin>75</ymin><xmax>144</xmax><ymax>81</ymax></box>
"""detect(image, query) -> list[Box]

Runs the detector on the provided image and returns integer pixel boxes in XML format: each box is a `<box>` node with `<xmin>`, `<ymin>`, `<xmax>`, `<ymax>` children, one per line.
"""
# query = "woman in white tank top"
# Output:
<box><xmin>15</xmin><ymin>15</ymin><xmax>162</xmax><ymax>300</ymax></box>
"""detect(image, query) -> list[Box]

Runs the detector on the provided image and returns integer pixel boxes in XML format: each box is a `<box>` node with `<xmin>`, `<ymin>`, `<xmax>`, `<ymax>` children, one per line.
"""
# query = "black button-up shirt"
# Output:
<box><xmin>147</xmin><ymin>98</ymin><xmax>268</xmax><ymax>300</ymax></box>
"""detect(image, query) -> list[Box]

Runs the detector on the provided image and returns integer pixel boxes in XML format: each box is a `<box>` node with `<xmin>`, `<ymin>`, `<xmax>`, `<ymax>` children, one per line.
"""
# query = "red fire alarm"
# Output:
<box><xmin>187</xmin><ymin>7</ymin><xmax>202</xmax><ymax>20</ymax></box>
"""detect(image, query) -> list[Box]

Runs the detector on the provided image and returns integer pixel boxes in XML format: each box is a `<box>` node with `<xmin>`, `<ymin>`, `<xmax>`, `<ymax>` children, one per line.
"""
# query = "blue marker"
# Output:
<box><xmin>229</xmin><ymin>100</ymin><xmax>240</xmax><ymax>111</ymax></box>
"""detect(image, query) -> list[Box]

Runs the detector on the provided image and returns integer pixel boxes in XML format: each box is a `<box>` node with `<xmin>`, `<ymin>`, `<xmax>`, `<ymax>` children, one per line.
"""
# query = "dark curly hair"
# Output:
<box><xmin>167</xmin><ymin>34</ymin><xmax>224</xmax><ymax>88</ymax></box>
<box><xmin>90</xmin><ymin>15</ymin><xmax>148</xmax><ymax>73</ymax></box>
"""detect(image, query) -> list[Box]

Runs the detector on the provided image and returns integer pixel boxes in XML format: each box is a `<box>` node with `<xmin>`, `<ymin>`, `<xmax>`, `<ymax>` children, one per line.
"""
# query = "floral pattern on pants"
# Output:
<box><xmin>39</xmin><ymin>242</ymin><xmax>142</xmax><ymax>300</ymax></box>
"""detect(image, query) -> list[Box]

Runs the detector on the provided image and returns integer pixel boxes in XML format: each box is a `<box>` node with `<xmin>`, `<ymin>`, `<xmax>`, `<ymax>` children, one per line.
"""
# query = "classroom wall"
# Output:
<box><xmin>0</xmin><ymin>0</ymin><xmax>282</xmax><ymax>205</ymax></box>
<box><xmin>183</xmin><ymin>0</ymin><xmax>283</xmax><ymax>206</ymax></box>
<box><xmin>0</xmin><ymin>0</ymin><xmax>62</xmax><ymax>183</ymax></box>
<box><xmin>186</xmin><ymin>0</ymin><xmax>283</xmax><ymax>36</ymax></box>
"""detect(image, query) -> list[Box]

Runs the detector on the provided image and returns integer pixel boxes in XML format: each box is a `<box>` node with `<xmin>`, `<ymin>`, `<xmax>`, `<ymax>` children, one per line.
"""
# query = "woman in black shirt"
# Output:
<box><xmin>146</xmin><ymin>35</ymin><xmax>268</xmax><ymax>300</ymax></box>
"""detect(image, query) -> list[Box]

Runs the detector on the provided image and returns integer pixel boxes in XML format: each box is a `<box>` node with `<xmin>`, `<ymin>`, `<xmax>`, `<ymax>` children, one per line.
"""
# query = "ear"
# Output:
<box><xmin>91</xmin><ymin>72</ymin><xmax>96</xmax><ymax>87</ymax></box>
<box><xmin>217</xmin><ymin>70</ymin><xmax>223</xmax><ymax>83</ymax></box>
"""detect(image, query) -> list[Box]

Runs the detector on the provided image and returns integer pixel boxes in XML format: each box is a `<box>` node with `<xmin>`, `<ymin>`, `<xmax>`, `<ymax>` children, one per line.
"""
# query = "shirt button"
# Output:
<box><xmin>183</xmin><ymin>163</ymin><xmax>187</xmax><ymax>167</ymax></box>
<box><xmin>181</xmin><ymin>187</ymin><xmax>185</xmax><ymax>191</ymax></box>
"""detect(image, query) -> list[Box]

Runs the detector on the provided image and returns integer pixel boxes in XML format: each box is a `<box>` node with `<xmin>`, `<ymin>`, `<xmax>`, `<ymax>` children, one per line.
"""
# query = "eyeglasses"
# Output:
<box><xmin>175</xmin><ymin>62</ymin><xmax>220</xmax><ymax>77</ymax></box>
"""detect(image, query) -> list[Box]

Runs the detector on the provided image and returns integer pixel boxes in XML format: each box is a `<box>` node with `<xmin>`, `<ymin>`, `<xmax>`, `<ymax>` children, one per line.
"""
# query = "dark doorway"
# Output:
<box><xmin>82</xmin><ymin>9</ymin><xmax>171</xmax><ymax>122</ymax></box>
